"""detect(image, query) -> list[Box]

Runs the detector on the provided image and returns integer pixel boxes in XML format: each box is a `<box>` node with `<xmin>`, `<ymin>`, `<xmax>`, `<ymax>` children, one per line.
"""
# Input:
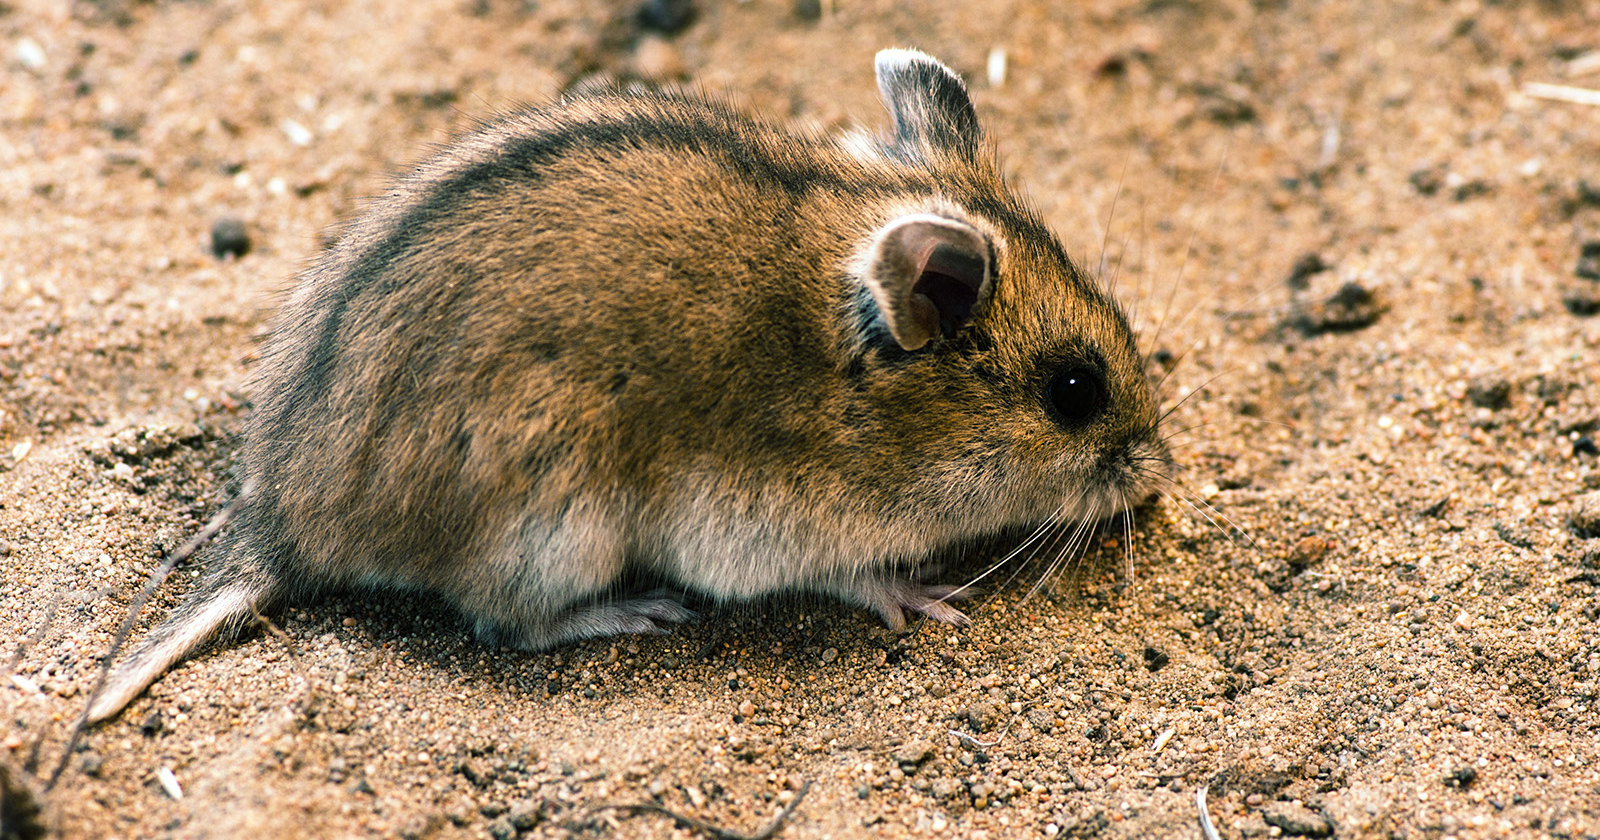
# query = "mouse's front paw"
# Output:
<box><xmin>823</xmin><ymin>575</ymin><xmax>973</xmax><ymax>632</ymax></box>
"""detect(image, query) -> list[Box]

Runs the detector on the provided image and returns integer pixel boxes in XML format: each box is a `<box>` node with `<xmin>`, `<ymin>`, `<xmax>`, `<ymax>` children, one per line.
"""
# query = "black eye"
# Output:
<box><xmin>1047</xmin><ymin>366</ymin><xmax>1107</xmax><ymax>426</ymax></box>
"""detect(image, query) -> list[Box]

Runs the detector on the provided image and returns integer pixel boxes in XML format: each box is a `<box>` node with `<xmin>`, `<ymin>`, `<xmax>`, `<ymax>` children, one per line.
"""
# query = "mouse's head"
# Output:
<box><xmin>833</xmin><ymin>50</ymin><xmax>1170</xmax><ymax>540</ymax></box>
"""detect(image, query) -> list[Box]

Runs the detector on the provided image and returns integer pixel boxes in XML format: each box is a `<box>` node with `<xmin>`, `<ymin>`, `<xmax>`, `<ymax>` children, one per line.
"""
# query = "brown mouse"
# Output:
<box><xmin>87</xmin><ymin>49</ymin><xmax>1170</xmax><ymax>723</ymax></box>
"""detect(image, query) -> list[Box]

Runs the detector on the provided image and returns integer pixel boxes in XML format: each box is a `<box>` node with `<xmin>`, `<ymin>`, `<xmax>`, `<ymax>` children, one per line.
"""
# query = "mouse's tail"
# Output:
<box><xmin>86</xmin><ymin>556</ymin><xmax>279</xmax><ymax>724</ymax></box>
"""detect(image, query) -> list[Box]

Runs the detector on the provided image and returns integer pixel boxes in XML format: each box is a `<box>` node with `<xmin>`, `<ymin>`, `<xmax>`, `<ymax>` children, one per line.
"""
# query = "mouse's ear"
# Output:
<box><xmin>874</xmin><ymin>48</ymin><xmax>982</xmax><ymax>162</ymax></box>
<box><xmin>860</xmin><ymin>213</ymin><xmax>993</xmax><ymax>351</ymax></box>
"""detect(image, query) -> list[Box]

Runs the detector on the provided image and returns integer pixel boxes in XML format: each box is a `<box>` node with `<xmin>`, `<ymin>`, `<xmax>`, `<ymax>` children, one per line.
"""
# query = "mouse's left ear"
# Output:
<box><xmin>875</xmin><ymin>48</ymin><xmax>982</xmax><ymax>162</ymax></box>
<box><xmin>860</xmin><ymin>213</ymin><xmax>993</xmax><ymax>351</ymax></box>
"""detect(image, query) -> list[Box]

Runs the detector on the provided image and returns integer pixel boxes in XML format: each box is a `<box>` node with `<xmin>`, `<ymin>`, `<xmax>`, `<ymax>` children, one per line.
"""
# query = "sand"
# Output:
<box><xmin>2</xmin><ymin>0</ymin><xmax>1598</xmax><ymax>838</ymax></box>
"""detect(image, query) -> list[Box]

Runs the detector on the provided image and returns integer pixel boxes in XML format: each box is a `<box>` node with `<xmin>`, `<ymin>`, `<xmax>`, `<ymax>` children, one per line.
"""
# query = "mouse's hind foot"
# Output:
<box><xmin>473</xmin><ymin>593</ymin><xmax>696</xmax><ymax>650</ymax></box>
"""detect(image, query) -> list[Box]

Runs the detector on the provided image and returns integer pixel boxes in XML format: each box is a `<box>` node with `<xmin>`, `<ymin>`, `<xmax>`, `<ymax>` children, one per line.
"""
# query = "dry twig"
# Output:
<box><xmin>1196</xmin><ymin>784</ymin><xmax>1221</xmax><ymax>840</ymax></box>
<box><xmin>1523</xmin><ymin>82</ymin><xmax>1600</xmax><ymax>107</ymax></box>
<box><xmin>594</xmin><ymin>780</ymin><xmax>811</xmax><ymax>840</ymax></box>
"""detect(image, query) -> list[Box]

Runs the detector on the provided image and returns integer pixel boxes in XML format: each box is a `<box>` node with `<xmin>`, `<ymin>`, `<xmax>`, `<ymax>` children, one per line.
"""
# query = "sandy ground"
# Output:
<box><xmin>3</xmin><ymin>0</ymin><xmax>1600</xmax><ymax>838</ymax></box>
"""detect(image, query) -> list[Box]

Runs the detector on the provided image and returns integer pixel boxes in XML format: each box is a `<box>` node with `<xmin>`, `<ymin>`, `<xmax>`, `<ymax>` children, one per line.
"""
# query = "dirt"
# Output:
<box><xmin>3</xmin><ymin>1</ymin><xmax>1599</xmax><ymax>838</ymax></box>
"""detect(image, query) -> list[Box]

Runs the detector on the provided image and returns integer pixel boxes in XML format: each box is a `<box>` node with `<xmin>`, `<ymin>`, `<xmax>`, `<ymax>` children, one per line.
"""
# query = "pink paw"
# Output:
<box><xmin>870</xmin><ymin>581</ymin><xmax>973</xmax><ymax>632</ymax></box>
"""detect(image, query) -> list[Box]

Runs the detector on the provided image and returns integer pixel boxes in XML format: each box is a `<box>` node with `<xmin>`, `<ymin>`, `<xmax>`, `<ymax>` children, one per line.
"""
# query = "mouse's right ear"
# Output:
<box><xmin>874</xmin><ymin>48</ymin><xmax>982</xmax><ymax>162</ymax></box>
<box><xmin>859</xmin><ymin>213</ymin><xmax>993</xmax><ymax>351</ymax></box>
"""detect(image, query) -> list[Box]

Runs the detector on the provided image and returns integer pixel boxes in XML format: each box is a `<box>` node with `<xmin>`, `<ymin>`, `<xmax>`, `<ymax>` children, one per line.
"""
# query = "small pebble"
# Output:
<box><xmin>1565</xmin><ymin>288</ymin><xmax>1600</xmax><ymax>317</ymax></box>
<box><xmin>1290</xmin><ymin>281</ymin><xmax>1386</xmax><ymax>335</ymax></box>
<box><xmin>486</xmin><ymin>816</ymin><xmax>516</xmax><ymax>840</ymax></box>
<box><xmin>155</xmin><ymin>766</ymin><xmax>184</xmax><ymax>801</ymax></box>
<box><xmin>1570</xmin><ymin>491</ymin><xmax>1600</xmax><ymax>538</ymax></box>
<box><xmin>1409</xmin><ymin>165</ymin><xmax>1445</xmax><ymax>196</ymax></box>
<box><xmin>1262</xmin><ymin>801</ymin><xmax>1332</xmax><ymax>837</ymax></box>
<box><xmin>508</xmin><ymin>799</ymin><xmax>541</xmax><ymax>830</ymax></box>
<box><xmin>13</xmin><ymin>37</ymin><xmax>46</xmax><ymax>71</ymax></box>
<box><xmin>1576</xmin><ymin>241</ymin><xmax>1600</xmax><ymax>281</ymax></box>
<box><xmin>1288</xmin><ymin>535</ymin><xmax>1328</xmax><ymax>569</ymax></box>
<box><xmin>820</xmin><ymin>647</ymin><xmax>839</xmax><ymax>663</ymax></box>
<box><xmin>280</xmin><ymin>118</ymin><xmax>313</xmax><ymax>147</ymax></box>
<box><xmin>1466</xmin><ymin>376</ymin><xmax>1512</xmax><ymax>410</ymax></box>
<box><xmin>891</xmin><ymin>739</ymin><xmax>934</xmax><ymax>766</ymax></box>
<box><xmin>397</xmin><ymin>815</ymin><xmax>435</xmax><ymax>840</ymax></box>
<box><xmin>1446</xmin><ymin>766</ymin><xmax>1478</xmax><ymax>788</ymax></box>
<box><xmin>210</xmin><ymin>217</ymin><xmax>252</xmax><ymax>259</ymax></box>
<box><xmin>986</xmin><ymin>48</ymin><xmax>1007</xmax><ymax>88</ymax></box>
<box><xmin>637</xmin><ymin>0</ymin><xmax>695</xmax><ymax>34</ymax></box>
<box><xmin>1285</xmin><ymin>252</ymin><xmax>1330</xmax><ymax>290</ymax></box>
<box><xmin>1575</xmin><ymin>436</ymin><xmax>1598</xmax><ymax>457</ymax></box>
<box><xmin>80</xmin><ymin>752</ymin><xmax>104</xmax><ymax>777</ymax></box>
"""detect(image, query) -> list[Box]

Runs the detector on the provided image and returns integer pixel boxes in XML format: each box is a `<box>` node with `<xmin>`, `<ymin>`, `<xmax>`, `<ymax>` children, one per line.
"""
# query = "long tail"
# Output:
<box><xmin>83</xmin><ymin>490</ymin><xmax>282</xmax><ymax>725</ymax></box>
<box><xmin>86</xmin><ymin>569</ymin><xmax>275</xmax><ymax>724</ymax></box>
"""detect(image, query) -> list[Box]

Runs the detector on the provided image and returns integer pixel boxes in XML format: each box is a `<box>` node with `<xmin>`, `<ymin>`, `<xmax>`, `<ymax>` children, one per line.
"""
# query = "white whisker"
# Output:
<box><xmin>944</xmin><ymin>509</ymin><xmax>1064</xmax><ymax>603</ymax></box>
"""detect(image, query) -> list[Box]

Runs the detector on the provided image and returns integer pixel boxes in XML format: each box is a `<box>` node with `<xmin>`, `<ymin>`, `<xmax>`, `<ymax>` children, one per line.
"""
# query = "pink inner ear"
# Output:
<box><xmin>912</xmin><ymin>242</ymin><xmax>986</xmax><ymax>338</ymax></box>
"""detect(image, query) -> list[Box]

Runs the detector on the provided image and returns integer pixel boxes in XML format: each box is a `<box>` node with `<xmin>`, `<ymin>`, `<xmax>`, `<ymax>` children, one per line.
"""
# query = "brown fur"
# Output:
<box><xmin>87</xmin><ymin>49</ymin><xmax>1168</xmax><ymax>723</ymax></box>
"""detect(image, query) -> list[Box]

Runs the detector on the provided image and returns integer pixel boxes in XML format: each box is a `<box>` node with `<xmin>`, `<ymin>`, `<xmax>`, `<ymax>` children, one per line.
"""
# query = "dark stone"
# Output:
<box><xmin>1466</xmin><ymin>376</ymin><xmax>1512</xmax><ymax>410</ymax></box>
<box><xmin>1563</xmin><ymin>181</ymin><xmax>1600</xmax><ymax>215</ymax></box>
<box><xmin>486</xmin><ymin>817</ymin><xmax>516</xmax><ymax>840</ymax></box>
<box><xmin>1261</xmin><ymin>801</ymin><xmax>1333</xmax><ymax>837</ymax></box>
<box><xmin>1290</xmin><ymin>282</ymin><xmax>1386</xmax><ymax>335</ymax></box>
<box><xmin>1142</xmin><ymin>646</ymin><xmax>1170</xmax><ymax>672</ymax></box>
<box><xmin>637</xmin><ymin>0</ymin><xmax>695</xmax><ymax>34</ymax></box>
<box><xmin>1452</xmin><ymin>179</ymin><xmax>1492</xmax><ymax>201</ymax></box>
<box><xmin>1576</xmin><ymin>241</ymin><xmax>1600</xmax><ymax>281</ymax></box>
<box><xmin>209</xmin><ymin>217</ymin><xmax>251</xmax><ymax>259</ymax></box>
<box><xmin>792</xmin><ymin>0</ymin><xmax>821</xmax><ymax>20</ymax></box>
<box><xmin>1446</xmin><ymin>766</ymin><xmax>1478</xmax><ymax>788</ymax></box>
<box><xmin>1285</xmin><ymin>253</ymin><xmax>1330</xmax><ymax>290</ymax></box>
<box><xmin>1409</xmin><ymin>165</ymin><xmax>1444</xmax><ymax>196</ymax></box>
<box><xmin>1564</xmin><ymin>288</ymin><xmax>1600</xmax><ymax>317</ymax></box>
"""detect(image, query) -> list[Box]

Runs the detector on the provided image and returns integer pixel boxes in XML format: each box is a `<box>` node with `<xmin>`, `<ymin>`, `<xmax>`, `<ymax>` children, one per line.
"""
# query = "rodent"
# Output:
<box><xmin>87</xmin><ymin>49</ymin><xmax>1171</xmax><ymax>723</ymax></box>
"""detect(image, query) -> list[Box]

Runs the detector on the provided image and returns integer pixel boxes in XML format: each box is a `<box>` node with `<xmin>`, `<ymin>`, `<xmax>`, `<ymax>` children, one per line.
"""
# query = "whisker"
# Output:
<box><xmin>1151</xmin><ymin>476</ymin><xmax>1257</xmax><ymax>550</ymax></box>
<box><xmin>1149</xmin><ymin>277</ymin><xmax>1281</xmax><ymax>377</ymax></box>
<box><xmin>1146</xmin><ymin>151</ymin><xmax>1230</xmax><ymax>351</ymax></box>
<box><xmin>1154</xmin><ymin>368</ymin><xmax>1238</xmax><ymax>428</ymax></box>
<box><xmin>1096</xmin><ymin>157</ymin><xmax>1132</xmax><ymax>281</ymax></box>
<box><xmin>1119</xmin><ymin>494</ymin><xmax>1135</xmax><ymax>581</ymax></box>
<box><xmin>945</xmin><ymin>510</ymin><xmax>1063</xmax><ymax>602</ymax></box>
<box><xmin>1010</xmin><ymin>510</ymin><xmax>1081</xmax><ymax>605</ymax></box>
<box><xmin>1027</xmin><ymin>495</ymin><xmax>1103</xmax><ymax>602</ymax></box>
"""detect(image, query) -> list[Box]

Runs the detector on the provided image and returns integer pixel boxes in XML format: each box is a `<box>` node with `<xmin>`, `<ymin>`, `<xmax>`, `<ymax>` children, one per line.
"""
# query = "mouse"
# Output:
<box><xmin>86</xmin><ymin>48</ymin><xmax>1171</xmax><ymax>723</ymax></box>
